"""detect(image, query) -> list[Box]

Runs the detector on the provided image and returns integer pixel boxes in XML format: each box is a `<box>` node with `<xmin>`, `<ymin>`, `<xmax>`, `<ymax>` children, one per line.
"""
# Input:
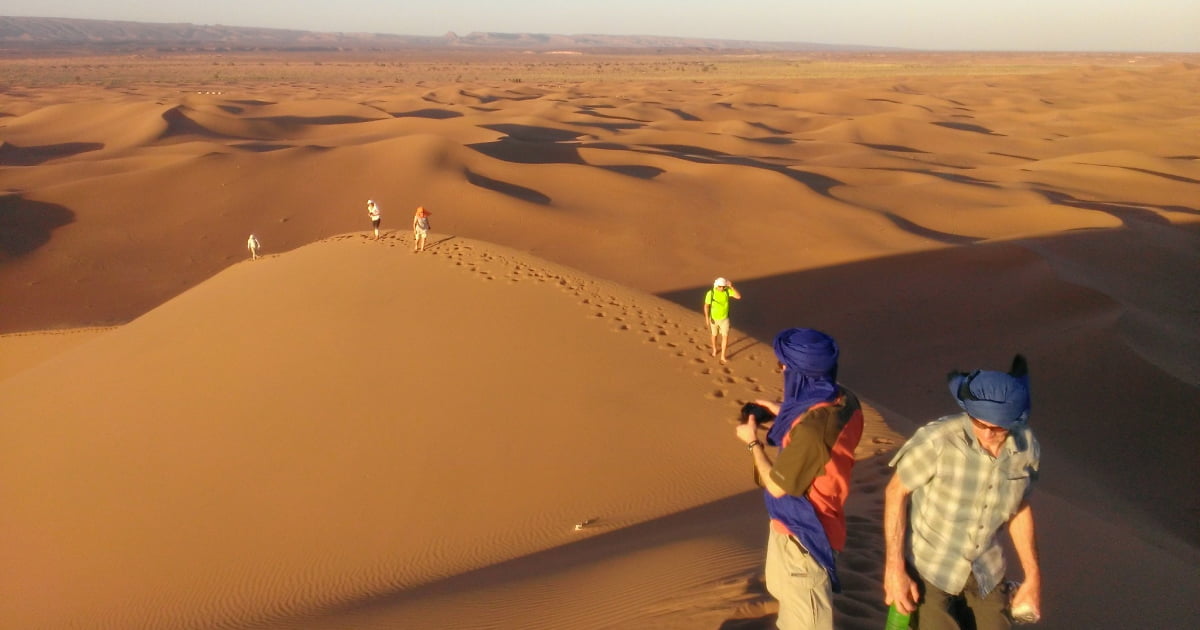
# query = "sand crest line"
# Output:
<box><xmin>0</xmin><ymin>325</ymin><xmax>119</xmax><ymax>339</ymax></box>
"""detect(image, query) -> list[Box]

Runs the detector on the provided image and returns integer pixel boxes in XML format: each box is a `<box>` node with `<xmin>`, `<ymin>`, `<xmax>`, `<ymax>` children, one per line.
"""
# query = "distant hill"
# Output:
<box><xmin>0</xmin><ymin>16</ymin><xmax>889</xmax><ymax>53</ymax></box>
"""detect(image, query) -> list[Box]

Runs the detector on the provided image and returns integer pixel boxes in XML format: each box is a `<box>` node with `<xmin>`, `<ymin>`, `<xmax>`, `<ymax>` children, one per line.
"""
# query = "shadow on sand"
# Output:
<box><xmin>0</xmin><ymin>141</ymin><xmax>104</xmax><ymax>166</ymax></box>
<box><xmin>658</xmin><ymin>223</ymin><xmax>1200</xmax><ymax>548</ymax></box>
<box><xmin>0</xmin><ymin>195</ymin><xmax>75</xmax><ymax>259</ymax></box>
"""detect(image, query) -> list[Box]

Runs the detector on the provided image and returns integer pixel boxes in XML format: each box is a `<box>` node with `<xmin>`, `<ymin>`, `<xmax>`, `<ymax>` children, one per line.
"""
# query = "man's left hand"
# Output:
<box><xmin>1010</xmin><ymin>580</ymin><xmax>1042</xmax><ymax>623</ymax></box>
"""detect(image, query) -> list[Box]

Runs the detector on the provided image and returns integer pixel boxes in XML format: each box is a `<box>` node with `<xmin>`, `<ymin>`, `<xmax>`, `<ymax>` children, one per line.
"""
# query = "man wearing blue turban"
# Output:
<box><xmin>735</xmin><ymin>328</ymin><xmax>864</xmax><ymax>630</ymax></box>
<box><xmin>884</xmin><ymin>356</ymin><xmax>1042</xmax><ymax>629</ymax></box>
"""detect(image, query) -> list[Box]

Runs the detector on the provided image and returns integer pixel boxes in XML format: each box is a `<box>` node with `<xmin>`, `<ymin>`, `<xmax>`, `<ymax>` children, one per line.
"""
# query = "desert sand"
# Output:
<box><xmin>2</xmin><ymin>52</ymin><xmax>1198</xmax><ymax>629</ymax></box>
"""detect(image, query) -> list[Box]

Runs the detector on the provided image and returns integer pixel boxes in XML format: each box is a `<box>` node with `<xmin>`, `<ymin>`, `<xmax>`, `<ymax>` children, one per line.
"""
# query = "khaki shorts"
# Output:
<box><xmin>765</xmin><ymin>528</ymin><xmax>833</xmax><ymax>630</ymax></box>
<box><xmin>709</xmin><ymin>317</ymin><xmax>730</xmax><ymax>336</ymax></box>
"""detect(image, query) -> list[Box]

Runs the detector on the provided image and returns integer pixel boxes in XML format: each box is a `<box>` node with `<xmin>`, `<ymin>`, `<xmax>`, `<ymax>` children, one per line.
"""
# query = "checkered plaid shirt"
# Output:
<box><xmin>890</xmin><ymin>413</ymin><xmax>1039</xmax><ymax>596</ymax></box>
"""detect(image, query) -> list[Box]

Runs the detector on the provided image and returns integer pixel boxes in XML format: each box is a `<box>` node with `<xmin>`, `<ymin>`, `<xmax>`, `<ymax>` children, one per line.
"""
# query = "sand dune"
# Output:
<box><xmin>1</xmin><ymin>235</ymin><xmax>898</xmax><ymax>629</ymax></box>
<box><xmin>2</xmin><ymin>55</ymin><xmax>1199</xmax><ymax>628</ymax></box>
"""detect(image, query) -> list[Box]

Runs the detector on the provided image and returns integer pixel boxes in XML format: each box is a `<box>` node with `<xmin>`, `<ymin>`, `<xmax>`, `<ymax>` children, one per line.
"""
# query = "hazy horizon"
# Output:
<box><xmin>2</xmin><ymin>1</ymin><xmax>1199</xmax><ymax>53</ymax></box>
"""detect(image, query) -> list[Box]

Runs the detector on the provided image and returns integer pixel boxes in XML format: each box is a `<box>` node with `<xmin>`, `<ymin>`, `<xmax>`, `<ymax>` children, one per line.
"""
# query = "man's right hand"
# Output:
<box><xmin>735</xmin><ymin>419</ymin><xmax>759</xmax><ymax>444</ymax></box>
<box><xmin>883</xmin><ymin>564</ymin><xmax>920</xmax><ymax>615</ymax></box>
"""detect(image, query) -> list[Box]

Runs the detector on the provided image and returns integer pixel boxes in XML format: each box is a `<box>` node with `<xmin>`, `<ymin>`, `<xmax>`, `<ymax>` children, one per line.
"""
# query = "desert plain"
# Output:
<box><xmin>1</xmin><ymin>50</ymin><xmax>1199</xmax><ymax>629</ymax></box>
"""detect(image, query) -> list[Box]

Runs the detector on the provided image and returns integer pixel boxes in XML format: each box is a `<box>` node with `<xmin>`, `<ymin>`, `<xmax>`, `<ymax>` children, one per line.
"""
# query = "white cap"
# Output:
<box><xmin>713</xmin><ymin>277</ymin><xmax>729</xmax><ymax>287</ymax></box>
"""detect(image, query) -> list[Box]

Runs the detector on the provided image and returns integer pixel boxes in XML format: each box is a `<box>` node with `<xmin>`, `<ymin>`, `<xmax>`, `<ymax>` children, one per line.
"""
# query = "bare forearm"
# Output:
<box><xmin>749</xmin><ymin>443</ymin><xmax>787</xmax><ymax>497</ymax></box>
<box><xmin>1007</xmin><ymin>501</ymin><xmax>1043</xmax><ymax>619</ymax></box>
<box><xmin>1009</xmin><ymin>502</ymin><xmax>1041</xmax><ymax>583</ymax></box>
<box><xmin>883</xmin><ymin>474</ymin><xmax>911</xmax><ymax>569</ymax></box>
<box><xmin>882</xmin><ymin>473</ymin><xmax>920</xmax><ymax>612</ymax></box>
<box><xmin>736</xmin><ymin>420</ymin><xmax>785</xmax><ymax>497</ymax></box>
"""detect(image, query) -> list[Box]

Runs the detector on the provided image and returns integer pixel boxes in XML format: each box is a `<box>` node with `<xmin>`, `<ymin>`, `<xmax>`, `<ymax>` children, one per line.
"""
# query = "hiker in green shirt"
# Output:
<box><xmin>703</xmin><ymin>277</ymin><xmax>742</xmax><ymax>364</ymax></box>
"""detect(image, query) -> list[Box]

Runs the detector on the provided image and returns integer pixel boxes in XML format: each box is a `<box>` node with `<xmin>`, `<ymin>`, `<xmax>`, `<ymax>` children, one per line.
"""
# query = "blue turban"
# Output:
<box><xmin>767</xmin><ymin>328</ymin><xmax>840</xmax><ymax>446</ymax></box>
<box><xmin>948</xmin><ymin>359</ymin><xmax>1030</xmax><ymax>429</ymax></box>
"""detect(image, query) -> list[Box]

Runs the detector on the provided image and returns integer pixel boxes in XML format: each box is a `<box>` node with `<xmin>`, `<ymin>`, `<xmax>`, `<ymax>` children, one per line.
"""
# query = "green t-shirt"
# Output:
<box><xmin>705</xmin><ymin>288</ymin><xmax>733</xmax><ymax>320</ymax></box>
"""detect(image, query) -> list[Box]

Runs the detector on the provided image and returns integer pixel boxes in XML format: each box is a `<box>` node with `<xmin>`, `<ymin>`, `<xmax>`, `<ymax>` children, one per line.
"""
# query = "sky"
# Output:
<box><xmin>4</xmin><ymin>0</ymin><xmax>1199</xmax><ymax>52</ymax></box>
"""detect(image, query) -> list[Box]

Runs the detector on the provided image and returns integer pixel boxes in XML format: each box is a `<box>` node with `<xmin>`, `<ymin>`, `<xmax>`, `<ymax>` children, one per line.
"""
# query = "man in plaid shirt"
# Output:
<box><xmin>883</xmin><ymin>356</ymin><xmax>1042</xmax><ymax>629</ymax></box>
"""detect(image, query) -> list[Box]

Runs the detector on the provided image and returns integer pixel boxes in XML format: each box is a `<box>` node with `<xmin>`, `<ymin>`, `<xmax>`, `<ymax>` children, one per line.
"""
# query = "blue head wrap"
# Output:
<box><xmin>767</xmin><ymin>328</ymin><xmax>840</xmax><ymax>446</ymax></box>
<box><xmin>947</xmin><ymin>357</ymin><xmax>1030</xmax><ymax>429</ymax></box>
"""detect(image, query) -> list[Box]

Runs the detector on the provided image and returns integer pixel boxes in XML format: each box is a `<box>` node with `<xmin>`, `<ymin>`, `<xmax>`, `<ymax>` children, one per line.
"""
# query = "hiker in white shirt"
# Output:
<box><xmin>367</xmin><ymin>199</ymin><xmax>382</xmax><ymax>239</ymax></box>
<box><xmin>247</xmin><ymin>234</ymin><xmax>261</xmax><ymax>260</ymax></box>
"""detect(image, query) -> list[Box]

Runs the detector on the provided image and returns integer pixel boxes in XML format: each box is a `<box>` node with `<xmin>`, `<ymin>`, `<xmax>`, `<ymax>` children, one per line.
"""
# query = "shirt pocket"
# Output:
<box><xmin>997</xmin><ymin>461</ymin><xmax>1035</xmax><ymax>515</ymax></box>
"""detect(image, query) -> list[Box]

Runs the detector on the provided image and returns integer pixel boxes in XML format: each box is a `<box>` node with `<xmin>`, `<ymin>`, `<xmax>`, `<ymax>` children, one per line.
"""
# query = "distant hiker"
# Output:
<box><xmin>247</xmin><ymin>234</ymin><xmax>261</xmax><ymax>260</ymax></box>
<box><xmin>735</xmin><ymin>328</ymin><xmax>864</xmax><ymax>630</ymax></box>
<box><xmin>367</xmin><ymin>199</ymin><xmax>382</xmax><ymax>239</ymax></box>
<box><xmin>884</xmin><ymin>356</ymin><xmax>1042</xmax><ymax>629</ymax></box>
<box><xmin>412</xmin><ymin>206</ymin><xmax>431</xmax><ymax>252</ymax></box>
<box><xmin>703</xmin><ymin>277</ymin><xmax>741</xmax><ymax>364</ymax></box>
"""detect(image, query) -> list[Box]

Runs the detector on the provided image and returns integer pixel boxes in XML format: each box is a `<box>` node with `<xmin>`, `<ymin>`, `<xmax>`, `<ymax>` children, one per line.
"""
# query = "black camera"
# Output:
<box><xmin>739</xmin><ymin>402</ymin><xmax>777</xmax><ymax>425</ymax></box>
